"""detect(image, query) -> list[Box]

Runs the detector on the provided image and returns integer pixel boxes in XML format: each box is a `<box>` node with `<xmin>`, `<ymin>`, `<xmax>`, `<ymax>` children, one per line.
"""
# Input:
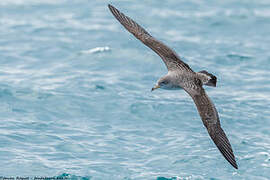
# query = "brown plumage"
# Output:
<box><xmin>108</xmin><ymin>4</ymin><xmax>238</xmax><ymax>169</ymax></box>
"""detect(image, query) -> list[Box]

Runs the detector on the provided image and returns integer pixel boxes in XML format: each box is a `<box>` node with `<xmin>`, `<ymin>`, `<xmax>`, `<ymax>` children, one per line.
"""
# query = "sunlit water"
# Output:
<box><xmin>0</xmin><ymin>0</ymin><xmax>270</xmax><ymax>179</ymax></box>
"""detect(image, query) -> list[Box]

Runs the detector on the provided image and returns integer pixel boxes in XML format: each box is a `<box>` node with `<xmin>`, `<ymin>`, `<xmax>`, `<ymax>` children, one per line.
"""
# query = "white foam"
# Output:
<box><xmin>80</xmin><ymin>47</ymin><xmax>110</xmax><ymax>54</ymax></box>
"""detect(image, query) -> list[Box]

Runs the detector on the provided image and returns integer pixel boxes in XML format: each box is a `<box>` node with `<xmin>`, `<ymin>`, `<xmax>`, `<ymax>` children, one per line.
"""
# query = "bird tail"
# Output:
<box><xmin>198</xmin><ymin>70</ymin><xmax>217</xmax><ymax>87</ymax></box>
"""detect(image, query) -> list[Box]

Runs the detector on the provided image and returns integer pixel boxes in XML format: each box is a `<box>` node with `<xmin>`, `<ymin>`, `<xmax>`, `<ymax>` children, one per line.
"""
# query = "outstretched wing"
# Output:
<box><xmin>185</xmin><ymin>85</ymin><xmax>238</xmax><ymax>169</ymax></box>
<box><xmin>108</xmin><ymin>4</ymin><xmax>192</xmax><ymax>72</ymax></box>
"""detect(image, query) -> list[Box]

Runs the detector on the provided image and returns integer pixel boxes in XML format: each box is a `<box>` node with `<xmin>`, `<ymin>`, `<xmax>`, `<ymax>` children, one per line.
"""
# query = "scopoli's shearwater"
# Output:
<box><xmin>108</xmin><ymin>4</ymin><xmax>238</xmax><ymax>169</ymax></box>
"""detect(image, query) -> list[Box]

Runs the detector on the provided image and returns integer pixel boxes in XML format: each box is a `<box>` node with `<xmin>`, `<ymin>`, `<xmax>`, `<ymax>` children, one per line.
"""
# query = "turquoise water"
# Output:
<box><xmin>0</xmin><ymin>0</ymin><xmax>270</xmax><ymax>179</ymax></box>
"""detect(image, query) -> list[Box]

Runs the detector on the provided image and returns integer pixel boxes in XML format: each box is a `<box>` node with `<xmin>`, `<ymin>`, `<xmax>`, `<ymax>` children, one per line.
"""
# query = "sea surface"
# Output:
<box><xmin>0</xmin><ymin>0</ymin><xmax>270</xmax><ymax>179</ymax></box>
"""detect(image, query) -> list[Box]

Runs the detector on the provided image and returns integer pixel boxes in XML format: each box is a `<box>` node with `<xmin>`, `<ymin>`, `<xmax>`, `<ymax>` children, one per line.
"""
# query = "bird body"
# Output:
<box><xmin>108</xmin><ymin>4</ymin><xmax>238</xmax><ymax>169</ymax></box>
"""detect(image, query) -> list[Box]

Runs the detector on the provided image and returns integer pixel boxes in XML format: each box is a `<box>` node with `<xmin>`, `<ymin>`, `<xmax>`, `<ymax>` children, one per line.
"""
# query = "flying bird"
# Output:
<box><xmin>108</xmin><ymin>4</ymin><xmax>238</xmax><ymax>169</ymax></box>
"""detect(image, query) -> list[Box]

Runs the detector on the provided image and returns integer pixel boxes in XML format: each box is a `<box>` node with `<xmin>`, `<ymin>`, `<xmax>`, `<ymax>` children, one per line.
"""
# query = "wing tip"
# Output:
<box><xmin>218</xmin><ymin>145</ymin><xmax>238</xmax><ymax>169</ymax></box>
<box><xmin>108</xmin><ymin>4</ymin><xmax>115</xmax><ymax>13</ymax></box>
<box><xmin>212</xmin><ymin>127</ymin><xmax>239</xmax><ymax>170</ymax></box>
<box><xmin>231</xmin><ymin>160</ymin><xmax>238</xmax><ymax>169</ymax></box>
<box><xmin>220</xmin><ymin>147</ymin><xmax>238</xmax><ymax>169</ymax></box>
<box><xmin>108</xmin><ymin>4</ymin><xmax>123</xmax><ymax>22</ymax></box>
<box><xmin>108</xmin><ymin>4</ymin><xmax>118</xmax><ymax>13</ymax></box>
<box><xmin>108</xmin><ymin>4</ymin><xmax>114</xmax><ymax>12</ymax></box>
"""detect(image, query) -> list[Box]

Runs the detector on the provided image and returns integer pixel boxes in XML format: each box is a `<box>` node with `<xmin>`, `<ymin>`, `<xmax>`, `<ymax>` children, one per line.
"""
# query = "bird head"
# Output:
<box><xmin>151</xmin><ymin>77</ymin><xmax>169</xmax><ymax>91</ymax></box>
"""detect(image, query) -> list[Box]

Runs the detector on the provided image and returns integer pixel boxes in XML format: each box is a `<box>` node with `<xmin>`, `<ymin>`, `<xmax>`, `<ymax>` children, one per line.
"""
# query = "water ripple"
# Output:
<box><xmin>0</xmin><ymin>0</ymin><xmax>269</xmax><ymax>179</ymax></box>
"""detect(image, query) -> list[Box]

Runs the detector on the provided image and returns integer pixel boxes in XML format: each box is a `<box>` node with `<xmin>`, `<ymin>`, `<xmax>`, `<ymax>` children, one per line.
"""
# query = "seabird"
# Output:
<box><xmin>108</xmin><ymin>4</ymin><xmax>238</xmax><ymax>169</ymax></box>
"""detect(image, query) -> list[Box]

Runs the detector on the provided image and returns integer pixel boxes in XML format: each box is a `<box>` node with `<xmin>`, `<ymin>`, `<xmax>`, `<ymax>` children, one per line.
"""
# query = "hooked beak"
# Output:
<box><xmin>151</xmin><ymin>84</ymin><xmax>160</xmax><ymax>92</ymax></box>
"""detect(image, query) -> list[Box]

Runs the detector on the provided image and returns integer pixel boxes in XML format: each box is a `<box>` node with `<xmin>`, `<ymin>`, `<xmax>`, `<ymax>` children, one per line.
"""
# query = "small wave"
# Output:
<box><xmin>254</xmin><ymin>9</ymin><xmax>270</xmax><ymax>17</ymax></box>
<box><xmin>165</xmin><ymin>30</ymin><xmax>201</xmax><ymax>43</ymax></box>
<box><xmin>0</xmin><ymin>0</ymin><xmax>66</xmax><ymax>6</ymax></box>
<box><xmin>53</xmin><ymin>173</ymin><xmax>91</xmax><ymax>180</ymax></box>
<box><xmin>80</xmin><ymin>46</ymin><xmax>110</xmax><ymax>54</ymax></box>
<box><xmin>226</xmin><ymin>53</ymin><xmax>253</xmax><ymax>60</ymax></box>
<box><xmin>151</xmin><ymin>9</ymin><xmax>217</xmax><ymax>19</ymax></box>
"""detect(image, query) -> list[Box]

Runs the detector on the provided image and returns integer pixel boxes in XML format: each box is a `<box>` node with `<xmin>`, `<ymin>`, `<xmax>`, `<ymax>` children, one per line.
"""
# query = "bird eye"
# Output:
<box><xmin>162</xmin><ymin>81</ymin><xmax>168</xmax><ymax>85</ymax></box>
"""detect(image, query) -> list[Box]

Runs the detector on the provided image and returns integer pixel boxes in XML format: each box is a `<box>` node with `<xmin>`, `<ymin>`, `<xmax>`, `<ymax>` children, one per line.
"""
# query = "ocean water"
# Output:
<box><xmin>0</xmin><ymin>0</ymin><xmax>270</xmax><ymax>179</ymax></box>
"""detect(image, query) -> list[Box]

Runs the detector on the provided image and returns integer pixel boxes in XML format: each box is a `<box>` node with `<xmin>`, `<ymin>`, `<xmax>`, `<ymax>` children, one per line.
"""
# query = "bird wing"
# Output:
<box><xmin>108</xmin><ymin>4</ymin><xmax>193</xmax><ymax>72</ymax></box>
<box><xmin>184</xmin><ymin>84</ymin><xmax>238</xmax><ymax>169</ymax></box>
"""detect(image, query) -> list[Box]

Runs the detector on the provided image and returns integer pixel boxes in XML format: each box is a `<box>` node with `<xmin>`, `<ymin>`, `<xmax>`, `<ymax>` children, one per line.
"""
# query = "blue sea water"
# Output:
<box><xmin>0</xmin><ymin>0</ymin><xmax>270</xmax><ymax>179</ymax></box>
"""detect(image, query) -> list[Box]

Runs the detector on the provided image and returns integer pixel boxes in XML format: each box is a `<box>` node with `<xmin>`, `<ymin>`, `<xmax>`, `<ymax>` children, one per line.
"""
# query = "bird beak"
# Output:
<box><xmin>151</xmin><ymin>85</ymin><xmax>160</xmax><ymax>92</ymax></box>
